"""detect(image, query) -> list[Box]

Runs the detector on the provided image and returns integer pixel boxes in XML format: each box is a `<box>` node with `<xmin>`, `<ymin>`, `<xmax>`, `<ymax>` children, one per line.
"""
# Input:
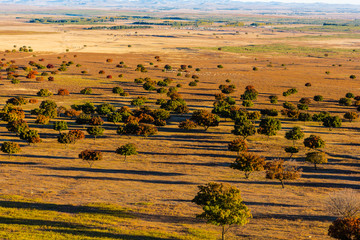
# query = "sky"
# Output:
<box><xmin>235</xmin><ymin>0</ymin><xmax>360</xmax><ymax>4</ymax></box>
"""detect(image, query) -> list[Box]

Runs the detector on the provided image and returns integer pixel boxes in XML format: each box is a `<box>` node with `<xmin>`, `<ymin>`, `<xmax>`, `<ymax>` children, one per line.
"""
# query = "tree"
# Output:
<box><xmin>314</xmin><ymin>95</ymin><xmax>324</xmax><ymax>103</ymax></box>
<box><xmin>305</xmin><ymin>151</ymin><xmax>327</xmax><ymax>170</ymax></box>
<box><xmin>1</xmin><ymin>142</ymin><xmax>21</xmax><ymax>157</ymax></box>
<box><xmin>323</xmin><ymin>116</ymin><xmax>342</xmax><ymax>130</ymax></box>
<box><xmin>37</xmin><ymin>89</ymin><xmax>53</xmax><ymax>97</ymax></box>
<box><xmin>284</xmin><ymin>146</ymin><xmax>299</xmax><ymax>158</ymax></box>
<box><xmin>241</xmin><ymin>85</ymin><xmax>258</xmax><ymax>101</ymax></box>
<box><xmin>230</xmin><ymin>152</ymin><xmax>265</xmax><ymax>179</ymax></box>
<box><xmin>6</xmin><ymin>120</ymin><xmax>29</xmax><ymax>135</ymax></box>
<box><xmin>116</xmin><ymin>143</ymin><xmax>138</xmax><ymax>160</ymax></box>
<box><xmin>80</xmin><ymin>88</ymin><xmax>92</xmax><ymax>95</ymax></box>
<box><xmin>107</xmin><ymin>112</ymin><xmax>123</xmax><ymax>125</ymax></box>
<box><xmin>192</xmin><ymin>182</ymin><xmax>252</xmax><ymax>240</ymax></box>
<box><xmin>285</xmin><ymin>126</ymin><xmax>304</xmax><ymax>145</ymax></box>
<box><xmin>344</xmin><ymin>112</ymin><xmax>359</xmax><ymax>122</ymax></box>
<box><xmin>228</xmin><ymin>138</ymin><xmax>248</xmax><ymax>156</ymax></box>
<box><xmin>304</xmin><ymin>135</ymin><xmax>325</xmax><ymax>150</ymax></box>
<box><xmin>86</xmin><ymin>126</ymin><xmax>104</xmax><ymax>140</ymax></box>
<box><xmin>96</xmin><ymin>103</ymin><xmax>115</xmax><ymax>116</ymax></box>
<box><xmin>257</xmin><ymin>117</ymin><xmax>281</xmax><ymax>138</ymax></box>
<box><xmin>328</xmin><ymin>218</ymin><xmax>360</xmax><ymax>240</ymax></box>
<box><xmin>178</xmin><ymin>119</ymin><xmax>197</xmax><ymax>130</ymax></box>
<box><xmin>191</xmin><ymin>110</ymin><xmax>220</xmax><ymax>131</ymax></box>
<box><xmin>78</xmin><ymin>150</ymin><xmax>103</xmax><ymax>168</ymax></box>
<box><xmin>57</xmin><ymin>132</ymin><xmax>76</xmax><ymax>146</ymax></box>
<box><xmin>265</xmin><ymin>159</ymin><xmax>301</xmax><ymax>188</ymax></box>
<box><xmin>20</xmin><ymin>129</ymin><xmax>41</xmax><ymax>145</ymax></box>
<box><xmin>53</xmin><ymin>121</ymin><xmax>68</xmax><ymax>133</ymax></box>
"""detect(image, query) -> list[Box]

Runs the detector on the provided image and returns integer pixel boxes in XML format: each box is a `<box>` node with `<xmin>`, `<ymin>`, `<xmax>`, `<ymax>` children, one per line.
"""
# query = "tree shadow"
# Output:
<box><xmin>44</xmin><ymin>166</ymin><xmax>186</xmax><ymax>176</ymax></box>
<box><xmin>253</xmin><ymin>213</ymin><xmax>335</xmax><ymax>222</ymax></box>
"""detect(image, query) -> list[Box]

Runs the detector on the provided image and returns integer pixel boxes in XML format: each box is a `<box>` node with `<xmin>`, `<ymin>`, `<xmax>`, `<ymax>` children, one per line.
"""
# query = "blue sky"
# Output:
<box><xmin>234</xmin><ymin>0</ymin><xmax>360</xmax><ymax>4</ymax></box>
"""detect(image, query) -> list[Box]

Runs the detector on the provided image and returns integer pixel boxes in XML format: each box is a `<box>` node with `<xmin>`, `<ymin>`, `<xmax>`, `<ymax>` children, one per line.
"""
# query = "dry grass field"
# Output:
<box><xmin>0</xmin><ymin>14</ymin><xmax>358</xmax><ymax>240</ymax></box>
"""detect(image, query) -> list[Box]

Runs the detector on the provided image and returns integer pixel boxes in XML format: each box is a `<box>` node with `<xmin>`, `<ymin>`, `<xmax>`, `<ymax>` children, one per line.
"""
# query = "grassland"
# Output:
<box><xmin>0</xmin><ymin>13</ymin><xmax>358</xmax><ymax>240</ymax></box>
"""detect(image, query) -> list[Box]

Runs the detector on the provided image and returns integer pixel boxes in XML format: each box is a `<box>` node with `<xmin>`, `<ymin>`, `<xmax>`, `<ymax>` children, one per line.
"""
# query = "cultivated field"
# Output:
<box><xmin>0</xmin><ymin>13</ymin><xmax>359</xmax><ymax>240</ymax></box>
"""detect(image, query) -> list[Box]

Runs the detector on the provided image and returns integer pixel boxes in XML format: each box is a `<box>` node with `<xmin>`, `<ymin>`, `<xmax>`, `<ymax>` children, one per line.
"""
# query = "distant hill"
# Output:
<box><xmin>2</xmin><ymin>0</ymin><xmax>360</xmax><ymax>14</ymax></box>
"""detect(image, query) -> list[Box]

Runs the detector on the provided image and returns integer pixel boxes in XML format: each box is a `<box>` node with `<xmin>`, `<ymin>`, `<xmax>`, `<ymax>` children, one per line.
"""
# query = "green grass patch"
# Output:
<box><xmin>201</xmin><ymin>44</ymin><xmax>358</xmax><ymax>56</ymax></box>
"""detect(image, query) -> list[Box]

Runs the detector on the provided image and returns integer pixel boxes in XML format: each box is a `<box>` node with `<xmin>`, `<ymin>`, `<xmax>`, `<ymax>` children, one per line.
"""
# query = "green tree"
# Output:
<box><xmin>344</xmin><ymin>112</ymin><xmax>358</xmax><ymax>122</ymax></box>
<box><xmin>257</xmin><ymin>117</ymin><xmax>281</xmax><ymax>138</ymax></box>
<box><xmin>53</xmin><ymin>121</ymin><xmax>68</xmax><ymax>133</ymax></box>
<box><xmin>228</xmin><ymin>138</ymin><xmax>248</xmax><ymax>156</ymax></box>
<box><xmin>305</xmin><ymin>151</ymin><xmax>327</xmax><ymax>170</ymax></box>
<box><xmin>303</xmin><ymin>135</ymin><xmax>325</xmax><ymax>150</ymax></box>
<box><xmin>265</xmin><ymin>159</ymin><xmax>301</xmax><ymax>188</ymax></box>
<box><xmin>86</xmin><ymin>126</ymin><xmax>104</xmax><ymax>140</ymax></box>
<box><xmin>192</xmin><ymin>182</ymin><xmax>252</xmax><ymax>240</ymax></box>
<box><xmin>285</xmin><ymin>126</ymin><xmax>304</xmax><ymax>145</ymax></box>
<box><xmin>116</xmin><ymin>143</ymin><xmax>138</xmax><ymax>160</ymax></box>
<box><xmin>78</xmin><ymin>150</ymin><xmax>103</xmax><ymax>168</ymax></box>
<box><xmin>191</xmin><ymin>110</ymin><xmax>220</xmax><ymax>131</ymax></box>
<box><xmin>322</xmin><ymin>116</ymin><xmax>342</xmax><ymax>130</ymax></box>
<box><xmin>1</xmin><ymin>142</ymin><xmax>21</xmax><ymax>157</ymax></box>
<box><xmin>230</xmin><ymin>152</ymin><xmax>265</xmax><ymax>179</ymax></box>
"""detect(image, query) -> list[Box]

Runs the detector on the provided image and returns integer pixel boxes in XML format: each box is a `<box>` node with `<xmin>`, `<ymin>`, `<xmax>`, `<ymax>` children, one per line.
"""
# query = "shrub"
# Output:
<box><xmin>53</xmin><ymin>121</ymin><xmax>68</xmax><ymax>133</ymax></box>
<box><xmin>178</xmin><ymin>119</ymin><xmax>197</xmax><ymax>130</ymax></box>
<box><xmin>112</xmin><ymin>87</ymin><xmax>124</xmax><ymax>94</ymax></box>
<box><xmin>304</xmin><ymin>135</ymin><xmax>325</xmax><ymax>150</ymax></box>
<box><xmin>328</xmin><ymin>218</ymin><xmax>360</xmax><ymax>240</ymax></box>
<box><xmin>285</xmin><ymin>126</ymin><xmax>304</xmax><ymax>145</ymax></box>
<box><xmin>230</xmin><ymin>152</ymin><xmax>265</xmax><ymax>179</ymax></box>
<box><xmin>107</xmin><ymin>112</ymin><xmax>123</xmax><ymax>124</ymax></box>
<box><xmin>35</xmin><ymin>114</ymin><xmax>50</xmax><ymax>125</ymax></box>
<box><xmin>89</xmin><ymin>116</ymin><xmax>104</xmax><ymax>126</ymax></box>
<box><xmin>314</xmin><ymin>95</ymin><xmax>323</xmax><ymax>102</ymax></box>
<box><xmin>189</xmin><ymin>81</ymin><xmax>197</xmax><ymax>87</ymax></box>
<box><xmin>1</xmin><ymin>142</ymin><xmax>21</xmax><ymax>156</ymax></box>
<box><xmin>241</xmin><ymin>86</ymin><xmax>258</xmax><ymax>101</ymax></box>
<box><xmin>349</xmin><ymin>75</ymin><xmax>356</xmax><ymax>79</ymax></box>
<box><xmin>242</xmin><ymin>100</ymin><xmax>253</xmax><ymax>107</ymax></box>
<box><xmin>96</xmin><ymin>103</ymin><xmax>115</xmax><ymax>116</ymax></box>
<box><xmin>283</xmin><ymin>101</ymin><xmax>296</xmax><ymax>110</ymax></box>
<box><xmin>298</xmin><ymin>112</ymin><xmax>312</xmax><ymax>122</ymax></box>
<box><xmin>297</xmin><ymin>103</ymin><xmax>308</xmax><ymax>110</ymax></box>
<box><xmin>80</xmin><ymin>88</ymin><xmax>92</xmax><ymax>95</ymax></box>
<box><xmin>116</xmin><ymin>143</ymin><xmax>138</xmax><ymax>161</ymax></box>
<box><xmin>344</xmin><ymin>112</ymin><xmax>359</xmax><ymax>122</ymax></box>
<box><xmin>346</xmin><ymin>93</ymin><xmax>355</xmax><ymax>99</ymax></box>
<box><xmin>339</xmin><ymin>98</ymin><xmax>352</xmax><ymax>106</ymax></box>
<box><xmin>69</xmin><ymin>130</ymin><xmax>85</xmax><ymax>141</ymax></box>
<box><xmin>6</xmin><ymin>96</ymin><xmax>28</xmax><ymax>106</ymax></box>
<box><xmin>305</xmin><ymin>83</ymin><xmax>311</xmax><ymax>87</ymax></box>
<box><xmin>76</xmin><ymin>113</ymin><xmax>91</xmax><ymax>125</ymax></box>
<box><xmin>269</xmin><ymin>95</ymin><xmax>278</xmax><ymax>104</ymax></box>
<box><xmin>78</xmin><ymin>150</ymin><xmax>103</xmax><ymax>167</ymax></box>
<box><xmin>313</xmin><ymin>111</ymin><xmax>330</xmax><ymax>122</ymax></box>
<box><xmin>228</xmin><ymin>138</ymin><xmax>248</xmax><ymax>155</ymax></box>
<box><xmin>37</xmin><ymin>89</ymin><xmax>53</xmax><ymax>97</ymax></box>
<box><xmin>58</xmin><ymin>132</ymin><xmax>76</xmax><ymax>146</ymax></box>
<box><xmin>283</xmin><ymin>88</ymin><xmax>298</xmax><ymax>97</ymax></box>
<box><xmin>326</xmin><ymin>189</ymin><xmax>360</xmax><ymax>218</ymax></box>
<box><xmin>322</xmin><ymin>116</ymin><xmax>342</xmax><ymax>130</ymax></box>
<box><xmin>20</xmin><ymin>129</ymin><xmax>41</xmax><ymax>145</ymax></box>
<box><xmin>58</xmin><ymin>88</ymin><xmax>69</xmax><ymax>96</ymax></box>
<box><xmin>6</xmin><ymin>119</ymin><xmax>29</xmax><ymax>134</ymax></box>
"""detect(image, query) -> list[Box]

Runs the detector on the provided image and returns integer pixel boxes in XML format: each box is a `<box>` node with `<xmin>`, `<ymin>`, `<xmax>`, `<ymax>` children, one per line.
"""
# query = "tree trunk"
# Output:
<box><xmin>314</xmin><ymin>163</ymin><xmax>317</xmax><ymax>170</ymax></box>
<box><xmin>124</xmin><ymin>155</ymin><xmax>127</xmax><ymax>161</ymax></box>
<box><xmin>222</xmin><ymin>225</ymin><xmax>225</xmax><ymax>240</ymax></box>
<box><xmin>245</xmin><ymin>172</ymin><xmax>250</xmax><ymax>179</ymax></box>
<box><xmin>280</xmin><ymin>180</ymin><xmax>285</xmax><ymax>188</ymax></box>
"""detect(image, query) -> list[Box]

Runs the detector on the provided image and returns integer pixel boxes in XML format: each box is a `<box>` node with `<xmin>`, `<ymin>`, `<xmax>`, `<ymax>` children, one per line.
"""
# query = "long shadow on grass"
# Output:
<box><xmin>301</xmin><ymin>174</ymin><xmax>360</xmax><ymax>182</ymax></box>
<box><xmin>39</xmin><ymin>174</ymin><xmax>195</xmax><ymax>185</ymax></box>
<box><xmin>0</xmin><ymin>216</ymin><xmax>87</xmax><ymax>229</ymax></box>
<box><xmin>45</xmin><ymin>229</ymin><xmax>178</xmax><ymax>240</ymax></box>
<box><xmin>155</xmin><ymin>161</ymin><xmax>229</xmax><ymax>167</ymax></box>
<box><xmin>301</xmin><ymin>166</ymin><xmax>360</xmax><ymax>175</ymax></box>
<box><xmin>253</xmin><ymin>213</ymin><xmax>335</xmax><ymax>222</ymax></box>
<box><xmin>44</xmin><ymin>167</ymin><xmax>186</xmax><ymax>176</ymax></box>
<box><xmin>0</xmin><ymin>160</ymin><xmax>39</xmax><ymax>165</ymax></box>
<box><xmin>0</xmin><ymin>200</ymin><xmax>130</xmax><ymax>217</ymax></box>
<box><xmin>22</xmin><ymin>154</ymin><xmax>74</xmax><ymax>160</ymax></box>
<box><xmin>138</xmin><ymin>151</ymin><xmax>234</xmax><ymax>159</ymax></box>
<box><xmin>222</xmin><ymin>180</ymin><xmax>360</xmax><ymax>189</ymax></box>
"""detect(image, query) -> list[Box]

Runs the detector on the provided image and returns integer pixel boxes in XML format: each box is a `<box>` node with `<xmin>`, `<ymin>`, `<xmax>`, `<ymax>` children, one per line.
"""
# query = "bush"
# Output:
<box><xmin>78</xmin><ymin>150</ymin><xmax>103</xmax><ymax>167</ymax></box>
<box><xmin>339</xmin><ymin>98</ymin><xmax>352</xmax><ymax>106</ymax></box>
<box><xmin>96</xmin><ymin>103</ymin><xmax>115</xmax><ymax>116</ymax></box>
<box><xmin>298</xmin><ymin>112</ymin><xmax>312</xmax><ymax>122</ymax></box>
<box><xmin>285</xmin><ymin>146</ymin><xmax>299</xmax><ymax>158</ymax></box>
<box><xmin>283</xmin><ymin>101</ymin><xmax>296</xmax><ymax>110</ymax></box>
<box><xmin>328</xmin><ymin>218</ymin><xmax>360</xmax><ymax>240</ymax></box>
<box><xmin>20</xmin><ymin>129</ymin><xmax>41</xmax><ymax>144</ymax></box>
<box><xmin>86</xmin><ymin>126</ymin><xmax>105</xmax><ymax>140</ymax></box>
<box><xmin>349</xmin><ymin>75</ymin><xmax>356</xmax><ymax>79</ymax></box>
<box><xmin>6</xmin><ymin>96</ymin><xmax>28</xmax><ymax>106</ymax></box>
<box><xmin>80</xmin><ymin>88</ymin><xmax>92</xmax><ymax>95</ymax></box>
<box><xmin>1</xmin><ymin>142</ymin><xmax>21</xmax><ymax>156</ymax></box>
<box><xmin>344</xmin><ymin>112</ymin><xmax>359</xmax><ymax>122</ymax></box>
<box><xmin>257</xmin><ymin>117</ymin><xmax>281</xmax><ymax>137</ymax></box>
<box><xmin>261</xmin><ymin>109</ymin><xmax>278</xmax><ymax>117</ymax></box>
<box><xmin>76</xmin><ymin>113</ymin><xmax>91</xmax><ymax>125</ymax></box>
<box><xmin>241</xmin><ymin>86</ymin><xmax>258</xmax><ymax>101</ymax></box>
<box><xmin>35</xmin><ymin>115</ymin><xmax>50</xmax><ymax>125</ymax></box>
<box><xmin>305</xmin><ymin>151</ymin><xmax>327</xmax><ymax>170</ymax></box>
<box><xmin>322</xmin><ymin>116</ymin><xmax>342</xmax><ymax>130</ymax></box>
<box><xmin>228</xmin><ymin>138</ymin><xmax>248</xmax><ymax>155</ymax></box>
<box><xmin>346</xmin><ymin>92</ymin><xmax>355</xmax><ymax>99</ymax></box>
<box><xmin>242</xmin><ymin>100</ymin><xmax>253</xmax><ymax>107</ymax></box>
<box><xmin>69</xmin><ymin>130</ymin><xmax>85</xmax><ymax>141</ymax></box>
<box><xmin>178</xmin><ymin>119</ymin><xmax>197</xmax><ymax>130</ymax></box>
<box><xmin>58</xmin><ymin>89</ymin><xmax>69</xmax><ymax>96</ymax></box>
<box><xmin>37</xmin><ymin>89</ymin><xmax>53</xmax><ymax>97</ymax></box>
<box><xmin>304</xmin><ymin>135</ymin><xmax>325</xmax><ymax>150</ymax></box>
<box><xmin>314</xmin><ymin>95</ymin><xmax>323</xmax><ymax>102</ymax></box>
<box><xmin>326</xmin><ymin>189</ymin><xmax>360</xmax><ymax>218</ymax></box>
<box><xmin>116</xmin><ymin>143</ymin><xmax>138</xmax><ymax>160</ymax></box>
<box><xmin>265</xmin><ymin>159</ymin><xmax>301</xmax><ymax>188</ymax></box>
<box><xmin>6</xmin><ymin>119</ymin><xmax>29</xmax><ymax>134</ymax></box>
<box><xmin>269</xmin><ymin>95</ymin><xmax>278</xmax><ymax>104</ymax></box>
<box><xmin>107</xmin><ymin>112</ymin><xmax>123</xmax><ymax>124</ymax></box>
<box><xmin>53</xmin><ymin>121</ymin><xmax>68</xmax><ymax>133</ymax></box>
<box><xmin>58</xmin><ymin>132</ymin><xmax>76</xmax><ymax>145</ymax></box>
<box><xmin>89</xmin><ymin>116</ymin><xmax>104</xmax><ymax>126</ymax></box>
<box><xmin>112</xmin><ymin>87</ymin><xmax>124</xmax><ymax>94</ymax></box>
<box><xmin>189</xmin><ymin>81</ymin><xmax>197</xmax><ymax>86</ymax></box>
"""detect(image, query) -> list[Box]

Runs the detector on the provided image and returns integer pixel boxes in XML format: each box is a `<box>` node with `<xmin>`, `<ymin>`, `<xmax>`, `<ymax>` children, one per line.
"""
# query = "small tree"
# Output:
<box><xmin>328</xmin><ymin>218</ymin><xmax>360</xmax><ymax>240</ymax></box>
<box><xmin>257</xmin><ymin>117</ymin><xmax>281</xmax><ymax>138</ymax></box>
<box><xmin>53</xmin><ymin>121</ymin><xmax>68</xmax><ymax>133</ymax></box>
<box><xmin>116</xmin><ymin>143</ymin><xmax>138</xmax><ymax>161</ymax></box>
<box><xmin>314</xmin><ymin>95</ymin><xmax>324</xmax><ymax>103</ymax></box>
<box><xmin>20</xmin><ymin>129</ymin><xmax>41</xmax><ymax>145</ymax></box>
<box><xmin>265</xmin><ymin>159</ymin><xmax>301</xmax><ymax>188</ymax></box>
<box><xmin>178</xmin><ymin>119</ymin><xmax>197</xmax><ymax>130</ymax></box>
<box><xmin>1</xmin><ymin>142</ymin><xmax>21</xmax><ymax>157</ymax></box>
<box><xmin>304</xmin><ymin>135</ymin><xmax>325</xmax><ymax>150</ymax></box>
<box><xmin>78</xmin><ymin>150</ymin><xmax>103</xmax><ymax>168</ymax></box>
<box><xmin>192</xmin><ymin>182</ymin><xmax>252</xmax><ymax>240</ymax></box>
<box><xmin>305</xmin><ymin>151</ymin><xmax>327</xmax><ymax>170</ymax></box>
<box><xmin>285</xmin><ymin>126</ymin><xmax>304</xmax><ymax>145</ymax></box>
<box><xmin>230</xmin><ymin>152</ymin><xmax>265</xmax><ymax>179</ymax></box>
<box><xmin>57</xmin><ymin>132</ymin><xmax>76</xmax><ymax>146</ymax></box>
<box><xmin>284</xmin><ymin>146</ymin><xmax>299</xmax><ymax>158</ymax></box>
<box><xmin>86</xmin><ymin>126</ymin><xmax>104</xmax><ymax>140</ymax></box>
<box><xmin>322</xmin><ymin>116</ymin><xmax>342</xmax><ymax>130</ymax></box>
<box><xmin>344</xmin><ymin>112</ymin><xmax>358</xmax><ymax>122</ymax></box>
<box><xmin>228</xmin><ymin>138</ymin><xmax>248</xmax><ymax>156</ymax></box>
<box><xmin>191</xmin><ymin>110</ymin><xmax>220</xmax><ymax>131</ymax></box>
